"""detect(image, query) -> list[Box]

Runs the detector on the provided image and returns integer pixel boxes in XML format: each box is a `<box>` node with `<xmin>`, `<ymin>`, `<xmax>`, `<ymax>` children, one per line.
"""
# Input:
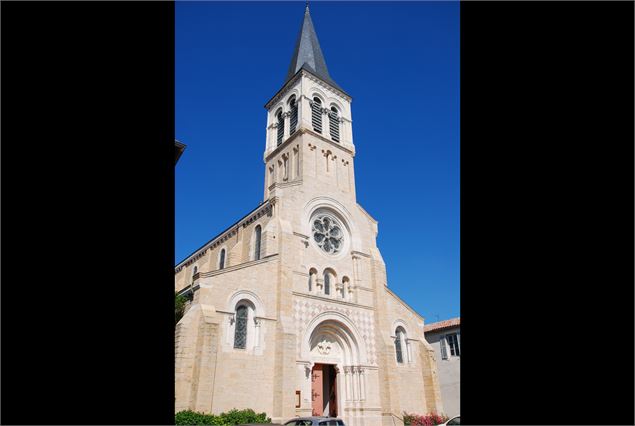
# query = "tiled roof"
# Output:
<box><xmin>423</xmin><ymin>317</ymin><xmax>460</xmax><ymax>333</ymax></box>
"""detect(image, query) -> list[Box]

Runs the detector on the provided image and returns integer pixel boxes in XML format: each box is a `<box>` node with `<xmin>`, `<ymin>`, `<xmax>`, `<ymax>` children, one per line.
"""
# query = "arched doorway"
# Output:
<box><xmin>302</xmin><ymin>313</ymin><xmax>368</xmax><ymax>420</ymax></box>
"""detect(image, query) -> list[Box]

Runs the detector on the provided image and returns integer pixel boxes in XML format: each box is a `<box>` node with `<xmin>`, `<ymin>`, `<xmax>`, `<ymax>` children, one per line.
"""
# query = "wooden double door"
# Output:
<box><xmin>311</xmin><ymin>363</ymin><xmax>338</xmax><ymax>417</ymax></box>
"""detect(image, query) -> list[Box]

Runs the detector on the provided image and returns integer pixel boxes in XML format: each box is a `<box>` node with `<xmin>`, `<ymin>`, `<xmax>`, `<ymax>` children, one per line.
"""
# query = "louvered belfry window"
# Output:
<box><xmin>329</xmin><ymin>107</ymin><xmax>340</xmax><ymax>142</ymax></box>
<box><xmin>312</xmin><ymin>97</ymin><xmax>322</xmax><ymax>133</ymax></box>
<box><xmin>234</xmin><ymin>305</ymin><xmax>248</xmax><ymax>349</ymax></box>
<box><xmin>289</xmin><ymin>98</ymin><xmax>298</xmax><ymax>135</ymax></box>
<box><xmin>395</xmin><ymin>329</ymin><xmax>404</xmax><ymax>364</ymax></box>
<box><xmin>277</xmin><ymin>110</ymin><xmax>284</xmax><ymax>146</ymax></box>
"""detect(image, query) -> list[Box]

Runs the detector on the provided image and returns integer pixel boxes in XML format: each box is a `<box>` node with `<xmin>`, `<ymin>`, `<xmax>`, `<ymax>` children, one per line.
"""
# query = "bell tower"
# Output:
<box><xmin>263</xmin><ymin>4</ymin><xmax>356</xmax><ymax>203</ymax></box>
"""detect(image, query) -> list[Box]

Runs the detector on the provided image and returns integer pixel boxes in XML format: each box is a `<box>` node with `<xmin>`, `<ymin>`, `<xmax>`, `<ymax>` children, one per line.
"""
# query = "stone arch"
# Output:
<box><xmin>226</xmin><ymin>289</ymin><xmax>266</xmax><ymax>317</ymax></box>
<box><xmin>310</xmin><ymin>87</ymin><xmax>327</xmax><ymax>103</ymax></box>
<box><xmin>303</xmin><ymin>196</ymin><xmax>362</xmax><ymax>254</ymax></box>
<box><xmin>301</xmin><ymin>311</ymin><xmax>368</xmax><ymax>365</ymax></box>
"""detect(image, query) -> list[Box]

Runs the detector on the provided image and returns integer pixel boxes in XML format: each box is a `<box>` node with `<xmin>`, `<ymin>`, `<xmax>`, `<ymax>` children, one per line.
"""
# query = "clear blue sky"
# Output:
<box><xmin>176</xmin><ymin>1</ymin><xmax>459</xmax><ymax>323</ymax></box>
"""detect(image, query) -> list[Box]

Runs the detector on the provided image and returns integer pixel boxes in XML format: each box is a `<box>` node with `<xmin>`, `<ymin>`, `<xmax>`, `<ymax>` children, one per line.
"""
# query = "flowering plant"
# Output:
<box><xmin>403</xmin><ymin>412</ymin><xmax>449</xmax><ymax>426</ymax></box>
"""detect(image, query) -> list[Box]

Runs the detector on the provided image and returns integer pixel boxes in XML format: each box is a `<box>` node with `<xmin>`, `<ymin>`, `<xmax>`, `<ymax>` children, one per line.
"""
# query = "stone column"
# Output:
<box><xmin>254</xmin><ymin>318</ymin><xmax>262</xmax><ymax>350</ymax></box>
<box><xmin>352</xmin><ymin>367</ymin><xmax>359</xmax><ymax>401</ymax></box>
<box><xmin>359</xmin><ymin>367</ymin><xmax>366</xmax><ymax>401</ymax></box>
<box><xmin>344</xmin><ymin>366</ymin><xmax>352</xmax><ymax>401</ymax></box>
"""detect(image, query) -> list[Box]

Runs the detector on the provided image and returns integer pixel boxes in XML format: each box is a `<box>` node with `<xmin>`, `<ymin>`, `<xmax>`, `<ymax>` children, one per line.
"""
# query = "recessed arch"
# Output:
<box><xmin>226</xmin><ymin>289</ymin><xmax>266</xmax><ymax>317</ymax></box>
<box><xmin>301</xmin><ymin>311</ymin><xmax>368</xmax><ymax>364</ymax></box>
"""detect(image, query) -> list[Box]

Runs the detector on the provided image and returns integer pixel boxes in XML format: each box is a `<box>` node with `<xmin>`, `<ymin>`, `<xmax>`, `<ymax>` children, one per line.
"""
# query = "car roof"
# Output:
<box><xmin>287</xmin><ymin>417</ymin><xmax>343</xmax><ymax>421</ymax></box>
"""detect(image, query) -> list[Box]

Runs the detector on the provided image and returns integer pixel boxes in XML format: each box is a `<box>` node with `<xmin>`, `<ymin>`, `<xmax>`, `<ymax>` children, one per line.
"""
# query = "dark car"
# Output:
<box><xmin>284</xmin><ymin>416</ymin><xmax>346</xmax><ymax>426</ymax></box>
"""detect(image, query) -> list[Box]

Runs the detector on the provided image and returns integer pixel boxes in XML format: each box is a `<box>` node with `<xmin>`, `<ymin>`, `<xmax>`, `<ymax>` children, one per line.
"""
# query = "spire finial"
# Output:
<box><xmin>305</xmin><ymin>0</ymin><xmax>309</xmax><ymax>13</ymax></box>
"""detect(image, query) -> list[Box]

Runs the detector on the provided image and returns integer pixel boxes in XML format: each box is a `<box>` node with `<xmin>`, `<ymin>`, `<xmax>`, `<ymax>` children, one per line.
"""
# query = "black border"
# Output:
<box><xmin>1</xmin><ymin>1</ymin><xmax>633</xmax><ymax>425</ymax></box>
<box><xmin>1</xmin><ymin>2</ymin><xmax>175</xmax><ymax>424</ymax></box>
<box><xmin>461</xmin><ymin>2</ymin><xmax>634</xmax><ymax>424</ymax></box>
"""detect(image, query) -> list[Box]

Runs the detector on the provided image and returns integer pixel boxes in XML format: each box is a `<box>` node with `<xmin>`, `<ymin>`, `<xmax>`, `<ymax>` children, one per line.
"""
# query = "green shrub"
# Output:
<box><xmin>175</xmin><ymin>408</ymin><xmax>271</xmax><ymax>426</ymax></box>
<box><xmin>175</xmin><ymin>292</ymin><xmax>188</xmax><ymax>325</ymax></box>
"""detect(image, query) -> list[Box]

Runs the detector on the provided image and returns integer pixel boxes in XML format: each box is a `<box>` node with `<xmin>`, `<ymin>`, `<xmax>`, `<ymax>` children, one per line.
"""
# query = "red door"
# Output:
<box><xmin>311</xmin><ymin>364</ymin><xmax>323</xmax><ymax>416</ymax></box>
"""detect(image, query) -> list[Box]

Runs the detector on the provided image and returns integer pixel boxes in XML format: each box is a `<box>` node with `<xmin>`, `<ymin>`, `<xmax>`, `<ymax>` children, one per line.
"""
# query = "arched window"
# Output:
<box><xmin>395</xmin><ymin>327</ymin><xmax>405</xmax><ymax>364</ymax></box>
<box><xmin>323</xmin><ymin>269</ymin><xmax>335</xmax><ymax>296</ymax></box>
<box><xmin>309</xmin><ymin>268</ymin><xmax>317</xmax><ymax>292</ymax></box>
<box><xmin>234</xmin><ymin>305</ymin><xmax>248</xmax><ymax>349</ymax></box>
<box><xmin>276</xmin><ymin>109</ymin><xmax>284</xmax><ymax>146</ymax></box>
<box><xmin>254</xmin><ymin>225</ymin><xmax>262</xmax><ymax>261</ymax></box>
<box><xmin>289</xmin><ymin>96</ymin><xmax>298</xmax><ymax>135</ymax></box>
<box><xmin>311</xmin><ymin>97</ymin><xmax>322</xmax><ymax>133</ymax></box>
<box><xmin>219</xmin><ymin>248</ymin><xmax>226</xmax><ymax>270</ymax></box>
<box><xmin>329</xmin><ymin>106</ymin><xmax>340</xmax><ymax>142</ymax></box>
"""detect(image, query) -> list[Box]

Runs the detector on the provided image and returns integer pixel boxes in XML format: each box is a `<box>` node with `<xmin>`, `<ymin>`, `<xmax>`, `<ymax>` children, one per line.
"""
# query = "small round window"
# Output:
<box><xmin>311</xmin><ymin>213</ymin><xmax>346</xmax><ymax>255</ymax></box>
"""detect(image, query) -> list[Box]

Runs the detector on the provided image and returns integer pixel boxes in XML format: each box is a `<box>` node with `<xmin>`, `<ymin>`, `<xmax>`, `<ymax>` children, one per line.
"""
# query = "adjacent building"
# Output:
<box><xmin>175</xmin><ymin>6</ymin><xmax>445</xmax><ymax>426</ymax></box>
<box><xmin>423</xmin><ymin>318</ymin><xmax>460</xmax><ymax>417</ymax></box>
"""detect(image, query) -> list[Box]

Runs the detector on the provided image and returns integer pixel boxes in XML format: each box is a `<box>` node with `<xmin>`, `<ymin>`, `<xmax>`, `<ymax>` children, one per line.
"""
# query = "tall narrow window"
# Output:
<box><xmin>395</xmin><ymin>328</ymin><xmax>404</xmax><ymax>363</ymax></box>
<box><xmin>309</xmin><ymin>268</ymin><xmax>317</xmax><ymax>292</ymax></box>
<box><xmin>446</xmin><ymin>333</ymin><xmax>460</xmax><ymax>357</ymax></box>
<box><xmin>254</xmin><ymin>225</ymin><xmax>262</xmax><ymax>261</ymax></box>
<box><xmin>289</xmin><ymin>97</ymin><xmax>298</xmax><ymax>135</ymax></box>
<box><xmin>312</xmin><ymin>97</ymin><xmax>322</xmax><ymax>133</ymax></box>
<box><xmin>329</xmin><ymin>107</ymin><xmax>340</xmax><ymax>142</ymax></box>
<box><xmin>219</xmin><ymin>248</ymin><xmax>226</xmax><ymax>270</ymax></box>
<box><xmin>323</xmin><ymin>270</ymin><xmax>330</xmax><ymax>295</ymax></box>
<box><xmin>234</xmin><ymin>305</ymin><xmax>248</xmax><ymax>349</ymax></box>
<box><xmin>192</xmin><ymin>266</ymin><xmax>198</xmax><ymax>282</ymax></box>
<box><xmin>277</xmin><ymin>110</ymin><xmax>284</xmax><ymax>146</ymax></box>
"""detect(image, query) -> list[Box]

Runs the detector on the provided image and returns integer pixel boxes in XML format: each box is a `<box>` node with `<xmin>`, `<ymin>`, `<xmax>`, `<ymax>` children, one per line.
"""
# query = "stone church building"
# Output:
<box><xmin>175</xmin><ymin>6</ymin><xmax>444</xmax><ymax>426</ymax></box>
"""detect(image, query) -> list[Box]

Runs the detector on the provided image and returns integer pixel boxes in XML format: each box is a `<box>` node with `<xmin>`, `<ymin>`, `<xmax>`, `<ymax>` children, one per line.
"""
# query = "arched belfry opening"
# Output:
<box><xmin>302</xmin><ymin>313</ymin><xmax>368</xmax><ymax>420</ymax></box>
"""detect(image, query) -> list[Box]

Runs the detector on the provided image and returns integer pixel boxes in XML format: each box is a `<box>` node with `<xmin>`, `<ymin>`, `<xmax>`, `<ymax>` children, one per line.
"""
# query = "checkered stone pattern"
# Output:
<box><xmin>293</xmin><ymin>299</ymin><xmax>377</xmax><ymax>365</ymax></box>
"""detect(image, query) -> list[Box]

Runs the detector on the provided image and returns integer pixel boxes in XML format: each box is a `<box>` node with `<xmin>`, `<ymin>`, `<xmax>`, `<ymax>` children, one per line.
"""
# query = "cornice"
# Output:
<box><xmin>174</xmin><ymin>201</ymin><xmax>274</xmax><ymax>273</ymax></box>
<box><xmin>384</xmin><ymin>286</ymin><xmax>425</xmax><ymax>322</ymax></box>
<box><xmin>194</xmin><ymin>254</ymin><xmax>279</xmax><ymax>279</ymax></box>
<box><xmin>264</xmin><ymin>68</ymin><xmax>352</xmax><ymax>111</ymax></box>
<box><xmin>303</xmin><ymin>70</ymin><xmax>351</xmax><ymax>101</ymax></box>
<box><xmin>264</xmin><ymin>72</ymin><xmax>302</xmax><ymax>110</ymax></box>
<box><xmin>291</xmin><ymin>291</ymin><xmax>375</xmax><ymax>311</ymax></box>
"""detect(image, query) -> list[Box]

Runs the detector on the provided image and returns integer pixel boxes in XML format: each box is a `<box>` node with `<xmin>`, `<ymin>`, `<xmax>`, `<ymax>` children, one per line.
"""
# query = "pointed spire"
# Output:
<box><xmin>285</xmin><ymin>4</ymin><xmax>345</xmax><ymax>93</ymax></box>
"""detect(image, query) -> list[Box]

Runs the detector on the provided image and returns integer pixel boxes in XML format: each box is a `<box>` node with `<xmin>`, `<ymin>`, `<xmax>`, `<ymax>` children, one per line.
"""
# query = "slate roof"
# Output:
<box><xmin>284</xmin><ymin>5</ymin><xmax>346</xmax><ymax>94</ymax></box>
<box><xmin>423</xmin><ymin>317</ymin><xmax>461</xmax><ymax>333</ymax></box>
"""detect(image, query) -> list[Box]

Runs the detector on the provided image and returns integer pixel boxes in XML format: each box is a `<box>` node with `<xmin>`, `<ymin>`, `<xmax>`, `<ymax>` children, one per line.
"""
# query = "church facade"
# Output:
<box><xmin>175</xmin><ymin>7</ymin><xmax>444</xmax><ymax>426</ymax></box>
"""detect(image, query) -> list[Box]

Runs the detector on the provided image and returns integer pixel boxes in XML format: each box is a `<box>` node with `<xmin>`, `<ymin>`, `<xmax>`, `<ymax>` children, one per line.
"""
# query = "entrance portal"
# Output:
<box><xmin>311</xmin><ymin>364</ymin><xmax>338</xmax><ymax>417</ymax></box>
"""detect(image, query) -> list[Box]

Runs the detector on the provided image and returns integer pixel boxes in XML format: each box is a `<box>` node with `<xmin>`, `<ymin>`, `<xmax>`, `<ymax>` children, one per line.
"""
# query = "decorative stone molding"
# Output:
<box><xmin>303</xmin><ymin>70</ymin><xmax>351</xmax><ymax>101</ymax></box>
<box><xmin>174</xmin><ymin>201</ymin><xmax>273</xmax><ymax>273</ymax></box>
<box><xmin>317</xmin><ymin>339</ymin><xmax>333</xmax><ymax>355</ymax></box>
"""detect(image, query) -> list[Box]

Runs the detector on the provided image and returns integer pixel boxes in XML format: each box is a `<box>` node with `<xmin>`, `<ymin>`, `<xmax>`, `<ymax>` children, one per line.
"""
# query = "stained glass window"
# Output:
<box><xmin>312</xmin><ymin>213</ymin><xmax>344</xmax><ymax>255</ymax></box>
<box><xmin>324</xmin><ymin>271</ymin><xmax>330</xmax><ymax>295</ymax></box>
<box><xmin>395</xmin><ymin>329</ymin><xmax>404</xmax><ymax>363</ymax></box>
<box><xmin>234</xmin><ymin>305</ymin><xmax>248</xmax><ymax>349</ymax></box>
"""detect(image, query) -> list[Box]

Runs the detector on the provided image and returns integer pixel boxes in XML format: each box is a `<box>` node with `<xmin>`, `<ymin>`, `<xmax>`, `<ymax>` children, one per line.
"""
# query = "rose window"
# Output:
<box><xmin>312</xmin><ymin>214</ymin><xmax>344</xmax><ymax>255</ymax></box>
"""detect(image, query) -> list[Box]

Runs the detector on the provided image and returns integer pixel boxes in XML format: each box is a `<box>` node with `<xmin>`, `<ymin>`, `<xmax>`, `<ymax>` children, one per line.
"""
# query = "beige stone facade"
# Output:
<box><xmin>175</xmin><ymin>7</ymin><xmax>444</xmax><ymax>426</ymax></box>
